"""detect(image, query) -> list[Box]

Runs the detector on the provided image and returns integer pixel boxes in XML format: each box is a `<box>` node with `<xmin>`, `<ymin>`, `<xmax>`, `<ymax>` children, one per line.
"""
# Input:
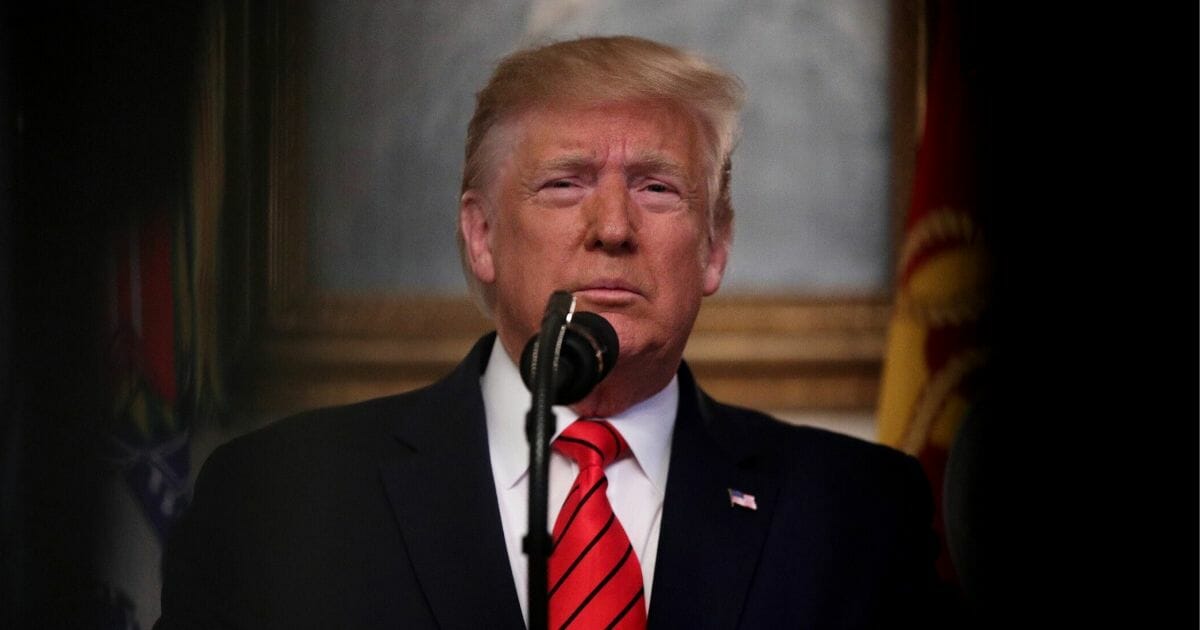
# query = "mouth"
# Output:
<box><xmin>571</xmin><ymin>280</ymin><xmax>643</xmax><ymax>307</ymax></box>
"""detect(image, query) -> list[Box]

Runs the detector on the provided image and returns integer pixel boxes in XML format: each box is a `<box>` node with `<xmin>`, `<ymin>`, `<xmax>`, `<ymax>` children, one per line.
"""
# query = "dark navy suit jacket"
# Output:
<box><xmin>157</xmin><ymin>334</ymin><xmax>942</xmax><ymax>629</ymax></box>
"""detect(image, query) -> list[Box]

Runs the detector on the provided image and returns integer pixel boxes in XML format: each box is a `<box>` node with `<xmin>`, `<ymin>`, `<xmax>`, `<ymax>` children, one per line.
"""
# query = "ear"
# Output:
<box><xmin>701</xmin><ymin>223</ymin><xmax>731</xmax><ymax>296</ymax></box>
<box><xmin>459</xmin><ymin>190</ymin><xmax>495</xmax><ymax>284</ymax></box>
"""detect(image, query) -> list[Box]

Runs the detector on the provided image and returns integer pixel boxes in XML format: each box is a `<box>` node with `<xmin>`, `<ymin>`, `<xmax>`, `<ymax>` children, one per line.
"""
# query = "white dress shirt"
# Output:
<box><xmin>481</xmin><ymin>343</ymin><xmax>676</xmax><ymax>626</ymax></box>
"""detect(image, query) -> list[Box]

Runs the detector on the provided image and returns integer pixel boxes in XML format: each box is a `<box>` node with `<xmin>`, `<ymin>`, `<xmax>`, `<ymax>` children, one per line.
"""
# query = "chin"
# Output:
<box><xmin>604</xmin><ymin>318</ymin><xmax>643</xmax><ymax>357</ymax></box>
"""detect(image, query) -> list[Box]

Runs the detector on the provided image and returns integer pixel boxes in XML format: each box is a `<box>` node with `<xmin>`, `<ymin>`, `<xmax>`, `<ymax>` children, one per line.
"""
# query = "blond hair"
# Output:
<box><xmin>458</xmin><ymin>35</ymin><xmax>745</xmax><ymax>308</ymax></box>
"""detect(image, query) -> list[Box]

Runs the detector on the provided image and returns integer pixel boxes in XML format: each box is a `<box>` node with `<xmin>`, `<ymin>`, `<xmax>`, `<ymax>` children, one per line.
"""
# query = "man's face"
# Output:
<box><xmin>460</xmin><ymin>100</ymin><xmax>729</xmax><ymax>401</ymax></box>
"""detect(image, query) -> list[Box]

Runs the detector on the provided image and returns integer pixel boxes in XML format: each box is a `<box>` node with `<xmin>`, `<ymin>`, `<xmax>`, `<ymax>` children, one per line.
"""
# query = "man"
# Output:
<box><xmin>158</xmin><ymin>36</ymin><xmax>942</xmax><ymax>629</ymax></box>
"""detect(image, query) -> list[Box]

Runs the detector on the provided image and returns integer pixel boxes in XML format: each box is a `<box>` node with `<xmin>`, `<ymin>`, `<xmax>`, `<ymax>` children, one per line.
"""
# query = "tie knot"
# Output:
<box><xmin>554</xmin><ymin>419</ymin><xmax>628</xmax><ymax>469</ymax></box>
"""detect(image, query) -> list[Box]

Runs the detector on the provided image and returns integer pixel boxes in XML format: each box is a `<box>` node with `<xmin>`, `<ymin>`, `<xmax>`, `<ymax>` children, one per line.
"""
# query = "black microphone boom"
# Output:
<box><xmin>521</xmin><ymin>292</ymin><xmax>619</xmax><ymax>630</ymax></box>
<box><xmin>519</xmin><ymin>311</ymin><xmax>619</xmax><ymax>405</ymax></box>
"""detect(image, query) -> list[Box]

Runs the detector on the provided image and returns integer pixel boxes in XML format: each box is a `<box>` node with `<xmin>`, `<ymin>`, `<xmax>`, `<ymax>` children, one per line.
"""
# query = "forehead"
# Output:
<box><xmin>507</xmin><ymin>100</ymin><xmax>705</xmax><ymax>169</ymax></box>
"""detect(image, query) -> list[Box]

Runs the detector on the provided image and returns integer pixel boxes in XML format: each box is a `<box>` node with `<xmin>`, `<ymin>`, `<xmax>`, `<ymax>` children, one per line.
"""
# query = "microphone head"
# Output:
<box><xmin>520</xmin><ymin>311</ymin><xmax>619</xmax><ymax>405</ymax></box>
<box><xmin>567</xmin><ymin>311</ymin><xmax>618</xmax><ymax>378</ymax></box>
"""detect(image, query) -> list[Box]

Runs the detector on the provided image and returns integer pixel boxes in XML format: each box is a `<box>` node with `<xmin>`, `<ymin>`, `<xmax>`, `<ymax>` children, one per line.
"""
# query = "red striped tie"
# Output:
<box><xmin>548</xmin><ymin>419</ymin><xmax>647</xmax><ymax>630</ymax></box>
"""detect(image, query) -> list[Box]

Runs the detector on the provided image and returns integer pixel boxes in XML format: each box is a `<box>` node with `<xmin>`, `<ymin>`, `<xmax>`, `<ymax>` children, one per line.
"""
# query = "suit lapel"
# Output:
<box><xmin>378</xmin><ymin>335</ymin><xmax>525</xmax><ymax>630</ymax></box>
<box><xmin>648</xmin><ymin>365</ymin><xmax>781</xmax><ymax>629</ymax></box>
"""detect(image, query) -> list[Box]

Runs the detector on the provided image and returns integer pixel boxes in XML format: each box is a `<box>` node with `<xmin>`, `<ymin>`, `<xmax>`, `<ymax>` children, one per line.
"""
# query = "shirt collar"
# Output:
<box><xmin>482</xmin><ymin>340</ymin><xmax>677</xmax><ymax>493</ymax></box>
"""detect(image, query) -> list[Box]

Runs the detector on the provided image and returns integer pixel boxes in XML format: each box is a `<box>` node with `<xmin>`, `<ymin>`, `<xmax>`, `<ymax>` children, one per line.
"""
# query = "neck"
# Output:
<box><xmin>569</xmin><ymin>361</ymin><xmax>677</xmax><ymax>418</ymax></box>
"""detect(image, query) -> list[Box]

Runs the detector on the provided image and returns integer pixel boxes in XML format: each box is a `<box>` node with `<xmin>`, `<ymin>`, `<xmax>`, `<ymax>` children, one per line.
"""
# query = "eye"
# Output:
<box><xmin>634</xmin><ymin>179</ymin><xmax>684</xmax><ymax>213</ymax></box>
<box><xmin>644</xmin><ymin>182</ymin><xmax>673</xmax><ymax>194</ymax></box>
<box><xmin>636</xmin><ymin>177</ymin><xmax>681</xmax><ymax>196</ymax></box>
<box><xmin>536</xmin><ymin>178</ymin><xmax>586</xmax><ymax>207</ymax></box>
<box><xmin>539</xmin><ymin>177</ymin><xmax>584</xmax><ymax>192</ymax></box>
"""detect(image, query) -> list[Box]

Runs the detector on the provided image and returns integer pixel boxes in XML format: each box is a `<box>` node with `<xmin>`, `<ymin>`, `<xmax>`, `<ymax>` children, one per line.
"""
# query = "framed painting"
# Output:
<box><xmin>238</xmin><ymin>0</ymin><xmax>922</xmax><ymax>418</ymax></box>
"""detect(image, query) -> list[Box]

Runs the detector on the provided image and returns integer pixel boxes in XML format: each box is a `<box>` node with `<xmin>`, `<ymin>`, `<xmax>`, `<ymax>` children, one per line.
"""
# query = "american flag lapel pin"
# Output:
<box><xmin>727</xmin><ymin>488</ymin><xmax>757</xmax><ymax>511</ymax></box>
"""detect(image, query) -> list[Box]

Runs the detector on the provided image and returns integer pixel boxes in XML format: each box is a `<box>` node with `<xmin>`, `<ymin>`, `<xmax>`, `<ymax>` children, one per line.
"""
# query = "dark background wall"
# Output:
<box><xmin>3</xmin><ymin>3</ymin><xmax>199</xmax><ymax>626</ymax></box>
<box><xmin>967</xmin><ymin>5</ymin><xmax>1198</xmax><ymax>626</ymax></box>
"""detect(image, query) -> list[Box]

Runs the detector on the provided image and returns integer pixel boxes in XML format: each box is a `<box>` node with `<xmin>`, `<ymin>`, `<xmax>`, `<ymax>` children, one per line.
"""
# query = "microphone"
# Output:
<box><xmin>520</xmin><ymin>309</ymin><xmax>619</xmax><ymax>405</ymax></box>
<box><xmin>522</xmin><ymin>291</ymin><xmax>617</xmax><ymax>630</ymax></box>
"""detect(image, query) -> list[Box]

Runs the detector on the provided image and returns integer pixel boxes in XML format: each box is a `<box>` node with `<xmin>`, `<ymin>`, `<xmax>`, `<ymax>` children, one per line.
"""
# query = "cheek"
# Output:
<box><xmin>506</xmin><ymin>213</ymin><xmax>582</xmax><ymax>269</ymax></box>
<box><xmin>493</xmin><ymin>210</ymin><xmax>540</xmax><ymax>265</ymax></box>
<box><xmin>493</xmin><ymin>220</ymin><xmax>558</xmax><ymax>300</ymax></box>
<box><xmin>670</xmin><ymin>222</ymin><xmax>711</xmax><ymax>271</ymax></box>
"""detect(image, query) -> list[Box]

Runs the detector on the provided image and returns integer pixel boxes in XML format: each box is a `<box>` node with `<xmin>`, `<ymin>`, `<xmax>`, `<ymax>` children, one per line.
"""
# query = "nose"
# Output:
<box><xmin>584</xmin><ymin>177</ymin><xmax>636</xmax><ymax>253</ymax></box>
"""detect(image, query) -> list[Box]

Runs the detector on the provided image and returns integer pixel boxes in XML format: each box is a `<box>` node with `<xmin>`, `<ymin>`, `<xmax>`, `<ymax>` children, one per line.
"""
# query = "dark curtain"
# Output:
<box><xmin>3</xmin><ymin>3</ymin><xmax>200</xmax><ymax>627</ymax></box>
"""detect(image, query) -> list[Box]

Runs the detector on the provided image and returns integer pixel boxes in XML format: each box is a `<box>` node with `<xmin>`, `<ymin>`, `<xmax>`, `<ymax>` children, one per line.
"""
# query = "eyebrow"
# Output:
<box><xmin>536</xmin><ymin>153</ymin><xmax>597</xmax><ymax>175</ymax></box>
<box><xmin>627</xmin><ymin>153</ymin><xmax>688</xmax><ymax>181</ymax></box>
<box><xmin>533</xmin><ymin>152</ymin><xmax>689</xmax><ymax>181</ymax></box>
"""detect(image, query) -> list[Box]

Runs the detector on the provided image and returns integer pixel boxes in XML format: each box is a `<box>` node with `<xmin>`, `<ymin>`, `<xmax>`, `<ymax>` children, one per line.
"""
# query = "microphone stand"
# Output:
<box><xmin>524</xmin><ymin>291</ymin><xmax>574</xmax><ymax>630</ymax></box>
